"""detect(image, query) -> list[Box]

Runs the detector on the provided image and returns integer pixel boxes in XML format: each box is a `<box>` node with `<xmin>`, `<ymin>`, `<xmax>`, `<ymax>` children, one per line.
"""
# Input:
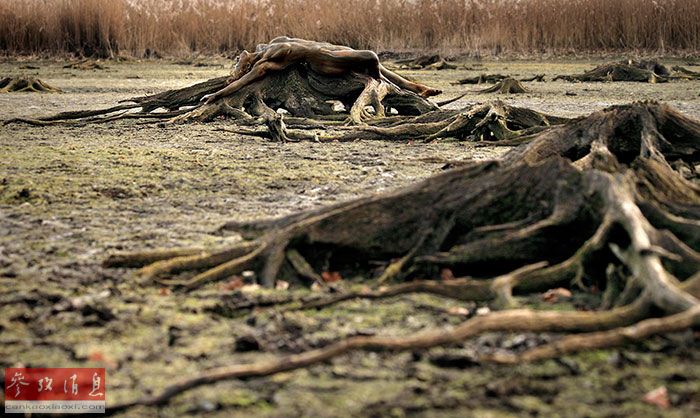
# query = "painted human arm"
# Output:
<box><xmin>200</xmin><ymin>60</ymin><xmax>285</xmax><ymax>104</ymax></box>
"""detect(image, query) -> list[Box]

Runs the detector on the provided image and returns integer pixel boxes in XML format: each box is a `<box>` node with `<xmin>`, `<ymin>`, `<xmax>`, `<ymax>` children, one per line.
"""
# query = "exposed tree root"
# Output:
<box><xmin>0</xmin><ymin>77</ymin><xmax>61</xmax><ymax>93</ymax></box>
<box><xmin>672</xmin><ymin>66</ymin><xmax>700</xmax><ymax>80</ymax></box>
<box><xmin>628</xmin><ymin>59</ymin><xmax>670</xmax><ymax>76</ymax></box>
<box><xmin>427</xmin><ymin>59</ymin><xmax>459</xmax><ymax>70</ymax></box>
<box><xmin>107</xmin><ymin>300</ymin><xmax>698</xmax><ymax>413</ymax></box>
<box><xmin>111</xmin><ymin>102</ymin><xmax>698</xmax><ymax>292</ymax></box>
<box><xmin>486</xmin><ymin>304</ymin><xmax>700</xmax><ymax>364</ymax></box>
<box><xmin>294</xmin><ymin>262</ymin><xmax>548</xmax><ymax>311</ymax></box>
<box><xmin>452</xmin><ymin>74</ymin><xmax>508</xmax><ymax>85</ymax></box>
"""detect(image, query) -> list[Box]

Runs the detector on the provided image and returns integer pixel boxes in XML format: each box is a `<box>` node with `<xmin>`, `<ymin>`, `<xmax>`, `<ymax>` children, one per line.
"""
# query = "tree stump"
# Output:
<box><xmin>5</xmin><ymin>66</ymin><xmax>437</xmax><ymax>126</ymax></box>
<box><xmin>0</xmin><ymin>77</ymin><xmax>61</xmax><ymax>93</ymax></box>
<box><xmin>477</xmin><ymin>77</ymin><xmax>528</xmax><ymax>94</ymax></box>
<box><xmin>554</xmin><ymin>63</ymin><xmax>669</xmax><ymax>83</ymax></box>
<box><xmin>108</xmin><ymin>102</ymin><xmax>699</xmax><ymax>295</ymax></box>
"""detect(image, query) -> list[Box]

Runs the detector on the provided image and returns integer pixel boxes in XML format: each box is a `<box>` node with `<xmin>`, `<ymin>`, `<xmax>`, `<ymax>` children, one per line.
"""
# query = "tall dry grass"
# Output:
<box><xmin>0</xmin><ymin>0</ymin><xmax>698</xmax><ymax>57</ymax></box>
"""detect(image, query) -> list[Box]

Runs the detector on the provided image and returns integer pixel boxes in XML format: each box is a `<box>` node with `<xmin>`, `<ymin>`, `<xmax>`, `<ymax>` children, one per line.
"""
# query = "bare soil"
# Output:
<box><xmin>1</xmin><ymin>57</ymin><xmax>699</xmax><ymax>417</ymax></box>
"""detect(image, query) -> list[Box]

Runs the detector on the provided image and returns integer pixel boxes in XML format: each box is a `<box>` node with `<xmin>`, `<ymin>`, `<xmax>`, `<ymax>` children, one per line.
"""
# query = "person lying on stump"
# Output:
<box><xmin>201</xmin><ymin>36</ymin><xmax>442</xmax><ymax>104</ymax></box>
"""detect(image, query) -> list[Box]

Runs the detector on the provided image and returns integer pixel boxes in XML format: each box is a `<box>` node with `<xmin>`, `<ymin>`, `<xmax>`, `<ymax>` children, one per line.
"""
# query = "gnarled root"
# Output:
<box><xmin>109</xmin><ymin>288</ymin><xmax>698</xmax><ymax>412</ymax></box>
<box><xmin>198</xmin><ymin>101</ymin><xmax>567</xmax><ymax>144</ymax></box>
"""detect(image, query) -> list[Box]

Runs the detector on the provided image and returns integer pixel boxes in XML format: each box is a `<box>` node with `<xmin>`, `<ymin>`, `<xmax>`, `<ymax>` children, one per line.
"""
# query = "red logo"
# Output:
<box><xmin>4</xmin><ymin>368</ymin><xmax>105</xmax><ymax>414</ymax></box>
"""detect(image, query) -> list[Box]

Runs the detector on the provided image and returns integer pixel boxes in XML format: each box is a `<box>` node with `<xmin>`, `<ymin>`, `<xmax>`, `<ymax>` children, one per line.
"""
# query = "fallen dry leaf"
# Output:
<box><xmin>275</xmin><ymin>280</ymin><xmax>290</xmax><ymax>290</ymax></box>
<box><xmin>542</xmin><ymin>287</ymin><xmax>573</xmax><ymax>303</ymax></box>
<box><xmin>642</xmin><ymin>386</ymin><xmax>670</xmax><ymax>409</ymax></box>
<box><xmin>158</xmin><ymin>287</ymin><xmax>171</xmax><ymax>296</ymax></box>
<box><xmin>321</xmin><ymin>271</ymin><xmax>343</xmax><ymax>283</ymax></box>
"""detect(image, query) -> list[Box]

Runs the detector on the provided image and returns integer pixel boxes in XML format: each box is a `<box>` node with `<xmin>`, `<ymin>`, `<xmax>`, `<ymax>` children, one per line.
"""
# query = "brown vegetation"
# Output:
<box><xmin>1</xmin><ymin>0</ymin><xmax>699</xmax><ymax>57</ymax></box>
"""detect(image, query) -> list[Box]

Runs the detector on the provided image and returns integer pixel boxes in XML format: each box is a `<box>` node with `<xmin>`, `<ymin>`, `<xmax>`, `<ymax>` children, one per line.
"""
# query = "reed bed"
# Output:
<box><xmin>0</xmin><ymin>0</ymin><xmax>698</xmax><ymax>57</ymax></box>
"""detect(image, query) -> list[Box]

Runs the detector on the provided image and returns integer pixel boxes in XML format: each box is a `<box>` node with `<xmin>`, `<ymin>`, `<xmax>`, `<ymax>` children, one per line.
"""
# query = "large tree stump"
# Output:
<box><xmin>105</xmin><ymin>101</ymin><xmax>700</xmax><ymax>412</ymax></box>
<box><xmin>5</xmin><ymin>65</ymin><xmax>437</xmax><ymax>126</ymax></box>
<box><xmin>108</xmin><ymin>102</ymin><xmax>699</xmax><ymax>293</ymax></box>
<box><xmin>3</xmin><ymin>69</ymin><xmax>563</xmax><ymax>144</ymax></box>
<box><xmin>173</xmin><ymin>65</ymin><xmax>438</xmax><ymax>124</ymax></box>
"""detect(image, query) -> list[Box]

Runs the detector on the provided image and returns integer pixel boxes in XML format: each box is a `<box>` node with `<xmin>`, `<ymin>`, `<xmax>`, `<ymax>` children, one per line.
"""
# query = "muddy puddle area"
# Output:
<box><xmin>1</xmin><ymin>58</ymin><xmax>699</xmax><ymax>416</ymax></box>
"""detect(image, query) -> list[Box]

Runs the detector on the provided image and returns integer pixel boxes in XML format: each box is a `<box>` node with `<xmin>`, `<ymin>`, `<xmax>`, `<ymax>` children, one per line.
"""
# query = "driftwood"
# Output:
<box><xmin>104</xmin><ymin>101</ymin><xmax>700</xmax><ymax>412</ymax></box>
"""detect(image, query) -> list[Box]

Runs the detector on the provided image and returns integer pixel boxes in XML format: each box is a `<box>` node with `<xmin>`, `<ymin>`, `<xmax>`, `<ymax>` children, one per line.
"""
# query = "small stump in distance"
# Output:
<box><xmin>0</xmin><ymin>77</ymin><xmax>61</xmax><ymax>93</ymax></box>
<box><xmin>478</xmin><ymin>77</ymin><xmax>528</xmax><ymax>94</ymax></box>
